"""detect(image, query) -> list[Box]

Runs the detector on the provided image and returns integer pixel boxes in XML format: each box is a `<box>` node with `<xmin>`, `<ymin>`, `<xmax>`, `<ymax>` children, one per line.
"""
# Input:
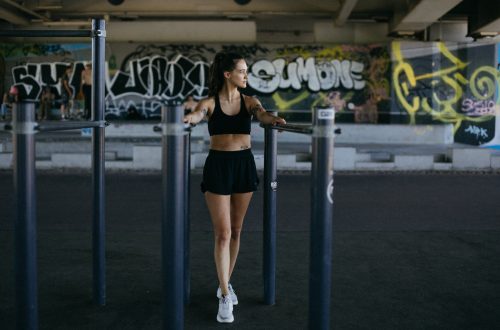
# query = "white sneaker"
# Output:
<box><xmin>216</xmin><ymin>283</ymin><xmax>238</xmax><ymax>305</ymax></box>
<box><xmin>216</xmin><ymin>295</ymin><xmax>234</xmax><ymax>323</ymax></box>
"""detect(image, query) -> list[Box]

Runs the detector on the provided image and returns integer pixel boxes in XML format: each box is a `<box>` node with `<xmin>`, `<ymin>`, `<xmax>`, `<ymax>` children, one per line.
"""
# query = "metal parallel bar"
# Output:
<box><xmin>91</xmin><ymin>18</ymin><xmax>106</xmax><ymax>307</ymax></box>
<box><xmin>263</xmin><ymin>112</ymin><xmax>278</xmax><ymax>306</ymax></box>
<box><xmin>36</xmin><ymin>120</ymin><xmax>107</xmax><ymax>132</ymax></box>
<box><xmin>0</xmin><ymin>30</ymin><xmax>92</xmax><ymax>38</ymax></box>
<box><xmin>309</xmin><ymin>107</ymin><xmax>335</xmax><ymax>330</ymax></box>
<box><xmin>13</xmin><ymin>102</ymin><xmax>39</xmax><ymax>330</ymax></box>
<box><xmin>260</xmin><ymin>123</ymin><xmax>313</xmax><ymax>135</ymax></box>
<box><xmin>161</xmin><ymin>105</ymin><xmax>185</xmax><ymax>330</ymax></box>
<box><xmin>261</xmin><ymin>123</ymin><xmax>341</xmax><ymax>135</ymax></box>
<box><xmin>153</xmin><ymin>123</ymin><xmax>194</xmax><ymax>133</ymax></box>
<box><xmin>183</xmin><ymin>129</ymin><xmax>191</xmax><ymax>306</ymax></box>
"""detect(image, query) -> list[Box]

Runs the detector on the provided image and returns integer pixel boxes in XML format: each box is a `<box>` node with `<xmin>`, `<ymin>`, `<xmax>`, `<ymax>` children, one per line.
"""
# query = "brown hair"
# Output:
<box><xmin>208</xmin><ymin>51</ymin><xmax>244</xmax><ymax>97</ymax></box>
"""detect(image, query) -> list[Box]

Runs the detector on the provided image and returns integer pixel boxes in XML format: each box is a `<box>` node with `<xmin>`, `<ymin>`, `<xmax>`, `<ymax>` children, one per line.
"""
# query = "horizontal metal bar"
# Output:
<box><xmin>260</xmin><ymin>123</ymin><xmax>313</xmax><ymax>135</ymax></box>
<box><xmin>36</xmin><ymin>121</ymin><xmax>108</xmax><ymax>132</ymax></box>
<box><xmin>0</xmin><ymin>29</ymin><xmax>92</xmax><ymax>38</ymax></box>
<box><xmin>260</xmin><ymin>123</ymin><xmax>341</xmax><ymax>136</ymax></box>
<box><xmin>153</xmin><ymin>123</ymin><xmax>194</xmax><ymax>133</ymax></box>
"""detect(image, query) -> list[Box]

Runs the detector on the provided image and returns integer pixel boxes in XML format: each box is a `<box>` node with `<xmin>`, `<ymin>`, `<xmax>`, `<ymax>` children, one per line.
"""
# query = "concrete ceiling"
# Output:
<box><xmin>0</xmin><ymin>0</ymin><xmax>498</xmax><ymax>40</ymax></box>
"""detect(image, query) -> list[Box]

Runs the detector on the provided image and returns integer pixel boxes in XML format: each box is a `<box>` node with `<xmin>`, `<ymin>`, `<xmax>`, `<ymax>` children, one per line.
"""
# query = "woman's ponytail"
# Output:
<box><xmin>208</xmin><ymin>51</ymin><xmax>244</xmax><ymax>97</ymax></box>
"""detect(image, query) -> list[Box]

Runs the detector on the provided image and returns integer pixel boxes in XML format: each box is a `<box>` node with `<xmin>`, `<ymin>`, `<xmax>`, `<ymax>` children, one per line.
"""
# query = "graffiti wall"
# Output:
<box><xmin>1</xmin><ymin>41</ymin><xmax>499</xmax><ymax>145</ymax></box>
<box><xmin>391</xmin><ymin>41</ymin><xmax>499</xmax><ymax>145</ymax></box>
<box><xmin>0</xmin><ymin>43</ymin><xmax>390</xmax><ymax>124</ymax></box>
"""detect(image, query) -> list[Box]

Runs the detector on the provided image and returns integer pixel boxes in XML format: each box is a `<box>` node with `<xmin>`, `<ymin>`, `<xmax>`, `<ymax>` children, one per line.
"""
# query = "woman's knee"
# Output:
<box><xmin>215</xmin><ymin>229</ymin><xmax>232</xmax><ymax>245</ymax></box>
<box><xmin>231</xmin><ymin>226</ymin><xmax>242</xmax><ymax>240</ymax></box>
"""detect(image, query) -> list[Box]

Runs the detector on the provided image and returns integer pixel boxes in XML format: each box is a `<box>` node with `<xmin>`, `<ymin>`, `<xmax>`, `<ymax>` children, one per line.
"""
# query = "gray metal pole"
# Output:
<box><xmin>263</xmin><ymin>112</ymin><xmax>278</xmax><ymax>305</ymax></box>
<box><xmin>91</xmin><ymin>18</ymin><xmax>106</xmax><ymax>306</ymax></box>
<box><xmin>13</xmin><ymin>102</ymin><xmax>38</xmax><ymax>330</ymax></box>
<box><xmin>183</xmin><ymin>129</ymin><xmax>191</xmax><ymax>305</ymax></box>
<box><xmin>309</xmin><ymin>107</ymin><xmax>335</xmax><ymax>330</ymax></box>
<box><xmin>161</xmin><ymin>104</ymin><xmax>185</xmax><ymax>329</ymax></box>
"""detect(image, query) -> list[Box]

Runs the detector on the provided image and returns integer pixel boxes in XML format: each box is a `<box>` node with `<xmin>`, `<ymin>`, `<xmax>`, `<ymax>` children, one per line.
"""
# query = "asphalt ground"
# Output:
<box><xmin>0</xmin><ymin>171</ymin><xmax>499</xmax><ymax>329</ymax></box>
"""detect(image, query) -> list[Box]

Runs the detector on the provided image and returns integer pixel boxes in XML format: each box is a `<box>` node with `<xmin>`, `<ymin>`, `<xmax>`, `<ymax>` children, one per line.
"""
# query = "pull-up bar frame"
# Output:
<box><xmin>0</xmin><ymin>19</ymin><xmax>107</xmax><ymax>330</ymax></box>
<box><xmin>261</xmin><ymin>108</ymin><xmax>337</xmax><ymax>329</ymax></box>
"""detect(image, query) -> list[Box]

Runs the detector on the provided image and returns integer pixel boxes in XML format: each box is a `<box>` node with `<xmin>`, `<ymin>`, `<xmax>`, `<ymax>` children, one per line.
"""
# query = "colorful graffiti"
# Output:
<box><xmin>2</xmin><ymin>43</ymin><xmax>390</xmax><ymax>122</ymax></box>
<box><xmin>3</xmin><ymin>41</ymin><xmax>497</xmax><ymax>145</ymax></box>
<box><xmin>258</xmin><ymin>44</ymin><xmax>391</xmax><ymax>124</ymax></box>
<box><xmin>392</xmin><ymin>41</ymin><xmax>499</xmax><ymax>144</ymax></box>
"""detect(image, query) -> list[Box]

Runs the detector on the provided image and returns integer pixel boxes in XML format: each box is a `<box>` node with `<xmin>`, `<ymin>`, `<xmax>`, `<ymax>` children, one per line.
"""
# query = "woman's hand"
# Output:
<box><xmin>183</xmin><ymin>105</ymin><xmax>207</xmax><ymax>125</ymax></box>
<box><xmin>270</xmin><ymin>116</ymin><xmax>286</xmax><ymax>126</ymax></box>
<box><xmin>183</xmin><ymin>113</ymin><xmax>194</xmax><ymax>124</ymax></box>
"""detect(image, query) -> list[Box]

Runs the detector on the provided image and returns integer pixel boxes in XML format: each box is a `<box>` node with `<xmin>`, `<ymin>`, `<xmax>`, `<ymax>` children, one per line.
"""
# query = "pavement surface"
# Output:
<box><xmin>0</xmin><ymin>171</ymin><xmax>499</xmax><ymax>329</ymax></box>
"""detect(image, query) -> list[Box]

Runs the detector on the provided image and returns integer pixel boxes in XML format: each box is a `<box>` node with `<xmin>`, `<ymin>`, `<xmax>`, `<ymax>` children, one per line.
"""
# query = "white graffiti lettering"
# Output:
<box><xmin>11</xmin><ymin>54</ymin><xmax>368</xmax><ymax>117</ymax></box>
<box><xmin>464</xmin><ymin>125</ymin><xmax>488</xmax><ymax>139</ymax></box>
<box><xmin>247</xmin><ymin>57</ymin><xmax>365</xmax><ymax>93</ymax></box>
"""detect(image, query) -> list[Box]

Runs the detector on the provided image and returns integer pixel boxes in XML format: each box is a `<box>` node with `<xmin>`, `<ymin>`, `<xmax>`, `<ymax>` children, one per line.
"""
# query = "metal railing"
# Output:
<box><xmin>155</xmin><ymin>105</ymin><xmax>192</xmax><ymax>330</ymax></box>
<box><xmin>0</xmin><ymin>19</ymin><xmax>107</xmax><ymax>330</ymax></box>
<box><xmin>261</xmin><ymin>108</ymin><xmax>337</xmax><ymax>330</ymax></box>
<box><xmin>156</xmin><ymin>106</ymin><xmax>338</xmax><ymax>329</ymax></box>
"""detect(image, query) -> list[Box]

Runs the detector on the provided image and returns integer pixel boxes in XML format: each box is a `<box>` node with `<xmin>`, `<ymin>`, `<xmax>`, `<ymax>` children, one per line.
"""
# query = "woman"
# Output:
<box><xmin>184</xmin><ymin>51</ymin><xmax>286</xmax><ymax>323</ymax></box>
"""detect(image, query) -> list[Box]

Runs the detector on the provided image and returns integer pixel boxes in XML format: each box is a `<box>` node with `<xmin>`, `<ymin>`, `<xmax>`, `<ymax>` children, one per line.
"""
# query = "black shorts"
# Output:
<box><xmin>201</xmin><ymin>149</ymin><xmax>259</xmax><ymax>195</ymax></box>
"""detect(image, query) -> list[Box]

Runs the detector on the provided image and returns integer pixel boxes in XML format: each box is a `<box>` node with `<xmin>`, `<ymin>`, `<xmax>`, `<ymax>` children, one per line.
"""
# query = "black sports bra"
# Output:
<box><xmin>208</xmin><ymin>94</ymin><xmax>251</xmax><ymax>136</ymax></box>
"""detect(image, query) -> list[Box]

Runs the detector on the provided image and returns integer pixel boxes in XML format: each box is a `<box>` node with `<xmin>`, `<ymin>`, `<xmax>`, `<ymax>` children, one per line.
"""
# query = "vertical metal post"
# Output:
<box><xmin>183</xmin><ymin>128</ymin><xmax>191</xmax><ymax>305</ymax></box>
<box><xmin>13</xmin><ymin>102</ymin><xmax>38</xmax><ymax>330</ymax></box>
<box><xmin>161</xmin><ymin>104</ymin><xmax>185</xmax><ymax>330</ymax></box>
<box><xmin>309</xmin><ymin>107</ymin><xmax>335</xmax><ymax>330</ymax></box>
<box><xmin>263</xmin><ymin>112</ymin><xmax>278</xmax><ymax>305</ymax></box>
<box><xmin>91</xmin><ymin>18</ymin><xmax>106</xmax><ymax>306</ymax></box>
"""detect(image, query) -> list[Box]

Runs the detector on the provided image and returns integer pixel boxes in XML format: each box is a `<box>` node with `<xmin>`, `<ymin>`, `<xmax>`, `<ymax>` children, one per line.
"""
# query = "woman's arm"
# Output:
<box><xmin>248</xmin><ymin>96</ymin><xmax>286</xmax><ymax>126</ymax></box>
<box><xmin>183</xmin><ymin>98</ymin><xmax>212</xmax><ymax>125</ymax></box>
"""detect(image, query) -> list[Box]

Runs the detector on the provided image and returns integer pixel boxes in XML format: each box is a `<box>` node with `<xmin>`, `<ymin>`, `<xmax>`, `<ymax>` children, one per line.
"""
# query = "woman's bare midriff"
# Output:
<box><xmin>210</xmin><ymin>134</ymin><xmax>251</xmax><ymax>151</ymax></box>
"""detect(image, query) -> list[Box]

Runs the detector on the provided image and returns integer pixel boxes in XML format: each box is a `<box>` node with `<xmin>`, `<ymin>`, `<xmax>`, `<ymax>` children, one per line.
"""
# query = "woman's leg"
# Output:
<box><xmin>205</xmin><ymin>191</ymin><xmax>232</xmax><ymax>296</ymax></box>
<box><xmin>228</xmin><ymin>192</ymin><xmax>253</xmax><ymax>279</ymax></box>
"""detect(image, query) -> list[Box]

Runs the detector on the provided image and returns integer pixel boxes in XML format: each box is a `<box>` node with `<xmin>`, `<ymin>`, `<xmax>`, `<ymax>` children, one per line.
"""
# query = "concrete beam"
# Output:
<box><xmin>107</xmin><ymin>20</ymin><xmax>256</xmax><ymax>42</ymax></box>
<box><xmin>467</xmin><ymin>0</ymin><xmax>500</xmax><ymax>37</ymax></box>
<box><xmin>0</xmin><ymin>6</ymin><xmax>30</xmax><ymax>25</ymax></box>
<box><xmin>334</xmin><ymin>0</ymin><xmax>359</xmax><ymax>27</ymax></box>
<box><xmin>390</xmin><ymin>0</ymin><xmax>463</xmax><ymax>33</ymax></box>
<box><xmin>314</xmin><ymin>21</ymin><xmax>389</xmax><ymax>43</ymax></box>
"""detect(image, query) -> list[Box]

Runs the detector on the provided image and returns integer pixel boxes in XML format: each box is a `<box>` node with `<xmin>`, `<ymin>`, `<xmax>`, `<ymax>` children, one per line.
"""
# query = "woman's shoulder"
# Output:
<box><xmin>242</xmin><ymin>94</ymin><xmax>262</xmax><ymax>109</ymax></box>
<box><xmin>195</xmin><ymin>96</ymin><xmax>216</xmax><ymax>114</ymax></box>
<box><xmin>198</xmin><ymin>96</ymin><xmax>215</xmax><ymax>107</ymax></box>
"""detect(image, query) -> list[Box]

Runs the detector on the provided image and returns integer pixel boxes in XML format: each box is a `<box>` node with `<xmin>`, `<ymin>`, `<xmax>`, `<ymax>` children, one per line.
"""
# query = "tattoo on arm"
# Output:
<box><xmin>201</xmin><ymin>108</ymin><xmax>208</xmax><ymax>119</ymax></box>
<box><xmin>250</xmin><ymin>104</ymin><xmax>265</xmax><ymax>116</ymax></box>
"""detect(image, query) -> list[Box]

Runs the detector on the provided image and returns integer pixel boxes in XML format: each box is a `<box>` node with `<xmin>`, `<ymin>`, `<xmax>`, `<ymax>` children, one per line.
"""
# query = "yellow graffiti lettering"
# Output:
<box><xmin>272</xmin><ymin>91</ymin><xmax>310</xmax><ymax>110</ymax></box>
<box><xmin>469</xmin><ymin>66</ymin><xmax>500</xmax><ymax>100</ymax></box>
<box><xmin>392</xmin><ymin>42</ymin><xmax>420</xmax><ymax>124</ymax></box>
<box><xmin>392</xmin><ymin>41</ymin><xmax>496</xmax><ymax>130</ymax></box>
